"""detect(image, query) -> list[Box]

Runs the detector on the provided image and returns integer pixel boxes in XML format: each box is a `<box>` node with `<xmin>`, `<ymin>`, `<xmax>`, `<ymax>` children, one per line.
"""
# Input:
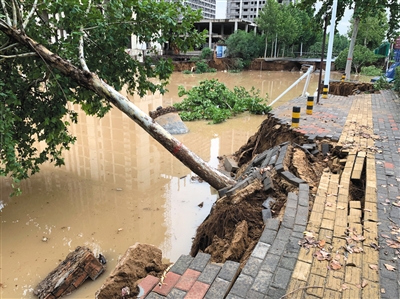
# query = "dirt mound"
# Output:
<box><xmin>191</xmin><ymin>116</ymin><xmax>333</xmax><ymax>267</ymax></box>
<box><xmin>149</xmin><ymin>106</ymin><xmax>177</xmax><ymax>119</ymax></box>
<box><xmin>329</xmin><ymin>81</ymin><xmax>375</xmax><ymax>96</ymax></box>
<box><xmin>235</xmin><ymin>117</ymin><xmax>306</xmax><ymax>166</ymax></box>
<box><xmin>95</xmin><ymin>243</ymin><xmax>169</xmax><ymax>299</ymax></box>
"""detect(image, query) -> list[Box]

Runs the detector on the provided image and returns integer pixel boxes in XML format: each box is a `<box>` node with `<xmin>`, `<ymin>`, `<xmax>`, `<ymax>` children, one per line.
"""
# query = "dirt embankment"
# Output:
<box><xmin>191</xmin><ymin>116</ymin><xmax>339</xmax><ymax>267</ymax></box>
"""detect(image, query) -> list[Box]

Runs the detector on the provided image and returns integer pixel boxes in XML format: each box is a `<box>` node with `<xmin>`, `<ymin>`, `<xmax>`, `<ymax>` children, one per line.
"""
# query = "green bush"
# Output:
<box><xmin>182</xmin><ymin>70</ymin><xmax>192</xmax><ymax>74</ymax></box>
<box><xmin>374</xmin><ymin>76</ymin><xmax>392</xmax><ymax>90</ymax></box>
<box><xmin>189</xmin><ymin>56</ymin><xmax>200</xmax><ymax>62</ymax></box>
<box><xmin>201</xmin><ymin>47</ymin><xmax>213</xmax><ymax>59</ymax></box>
<box><xmin>174</xmin><ymin>79</ymin><xmax>271</xmax><ymax>124</ymax></box>
<box><xmin>394</xmin><ymin>67</ymin><xmax>400</xmax><ymax>92</ymax></box>
<box><xmin>195</xmin><ymin>61</ymin><xmax>208</xmax><ymax>73</ymax></box>
<box><xmin>361</xmin><ymin>66</ymin><xmax>382</xmax><ymax>76</ymax></box>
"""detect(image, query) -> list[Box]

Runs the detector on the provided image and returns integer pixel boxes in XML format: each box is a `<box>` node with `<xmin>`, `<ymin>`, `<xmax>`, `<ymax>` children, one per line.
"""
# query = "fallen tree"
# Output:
<box><xmin>0</xmin><ymin>0</ymin><xmax>235</xmax><ymax>192</ymax></box>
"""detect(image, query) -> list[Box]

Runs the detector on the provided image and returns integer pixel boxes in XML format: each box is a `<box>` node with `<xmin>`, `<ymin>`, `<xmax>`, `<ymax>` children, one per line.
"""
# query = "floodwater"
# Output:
<box><xmin>0</xmin><ymin>70</ymin><xmax>362</xmax><ymax>298</ymax></box>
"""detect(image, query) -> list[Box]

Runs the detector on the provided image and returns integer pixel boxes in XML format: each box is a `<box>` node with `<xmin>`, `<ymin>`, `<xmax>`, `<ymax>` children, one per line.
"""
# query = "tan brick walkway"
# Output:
<box><xmin>287</xmin><ymin>94</ymin><xmax>380</xmax><ymax>299</ymax></box>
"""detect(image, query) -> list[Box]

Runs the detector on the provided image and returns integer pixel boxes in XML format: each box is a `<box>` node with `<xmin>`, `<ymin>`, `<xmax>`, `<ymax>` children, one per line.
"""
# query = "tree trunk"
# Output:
<box><xmin>264</xmin><ymin>33</ymin><xmax>268</xmax><ymax>58</ymax></box>
<box><xmin>345</xmin><ymin>15</ymin><xmax>360</xmax><ymax>80</ymax></box>
<box><xmin>1</xmin><ymin>27</ymin><xmax>236</xmax><ymax>191</ymax></box>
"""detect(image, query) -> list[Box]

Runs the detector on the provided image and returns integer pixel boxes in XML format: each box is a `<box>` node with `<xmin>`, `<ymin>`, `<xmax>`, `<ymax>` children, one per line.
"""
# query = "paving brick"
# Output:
<box><xmin>225</xmin><ymin>294</ymin><xmax>243</xmax><ymax>299</ymax></box>
<box><xmin>175</xmin><ymin>269</ymin><xmax>201</xmax><ymax>291</ymax></box>
<box><xmin>259</xmin><ymin>228</ymin><xmax>278</xmax><ymax>244</ymax></box>
<box><xmin>260</xmin><ymin>253</ymin><xmax>280</xmax><ymax>273</ymax></box>
<box><xmin>344</xmin><ymin>266</ymin><xmax>361</xmax><ymax>286</ymax></box>
<box><xmin>306</xmin><ymin>274</ymin><xmax>325</xmax><ymax>297</ymax></box>
<box><xmin>153</xmin><ymin>272</ymin><xmax>181</xmax><ymax>296</ymax></box>
<box><xmin>282</xmin><ymin>214</ymin><xmax>295</xmax><ymax>229</ymax></box>
<box><xmin>242</xmin><ymin>256</ymin><xmax>262</xmax><ymax>278</ymax></box>
<box><xmin>250</xmin><ymin>270</ymin><xmax>273</xmax><ymax>294</ymax></box>
<box><xmin>146</xmin><ymin>292</ymin><xmax>165</xmax><ymax>299</ymax></box>
<box><xmin>293</xmin><ymin>224</ymin><xmax>306</xmax><ymax>233</ymax></box>
<box><xmin>276</xmin><ymin>227</ymin><xmax>292</xmax><ymax>241</ymax></box>
<box><xmin>245</xmin><ymin>289</ymin><xmax>265</xmax><ymax>299</ymax></box>
<box><xmin>286</xmin><ymin>278</ymin><xmax>306</xmax><ymax>297</ymax></box>
<box><xmin>341</xmin><ymin>283</ymin><xmax>361</xmax><ymax>298</ymax></box>
<box><xmin>271</xmin><ymin>267</ymin><xmax>292</xmax><ymax>289</ymax></box>
<box><xmin>250</xmin><ymin>242</ymin><xmax>270</xmax><ymax>259</ymax></box>
<box><xmin>189</xmin><ymin>252</ymin><xmax>211</xmax><ymax>272</ymax></box>
<box><xmin>265</xmin><ymin>218</ymin><xmax>281</xmax><ymax>231</ymax></box>
<box><xmin>286</xmin><ymin>192</ymin><xmax>298</xmax><ymax>209</ymax></box>
<box><xmin>204</xmin><ymin>277</ymin><xmax>230</xmax><ymax>299</ymax></box>
<box><xmin>323</xmin><ymin>289</ymin><xmax>341</xmax><ymax>299</ymax></box>
<box><xmin>218</xmin><ymin>260</ymin><xmax>240</xmax><ymax>282</ymax></box>
<box><xmin>295</xmin><ymin>206</ymin><xmax>309</xmax><ymax>226</ymax></box>
<box><xmin>184</xmin><ymin>281</ymin><xmax>210</xmax><ymax>299</ymax></box>
<box><xmin>291</xmin><ymin>260</ymin><xmax>311</xmax><ymax>281</ymax></box>
<box><xmin>197</xmin><ymin>263</ymin><xmax>221</xmax><ymax>285</ymax></box>
<box><xmin>170</xmin><ymin>255</ymin><xmax>194</xmax><ymax>275</ymax></box>
<box><xmin>266</xmin><ymin>286</ymin><xmax>287</xmax><ymax>299</ymax></box>
<box><xmin>229</xmin><ymin>273</ymin><xmax>253</xmax><ymax>297</ymax></box>
<box><xmin>166</xmin><ymin>288</ymin><xmax>187</xmax><ymax>299</ymax></box>
<box><xmin>138</xmin><ymin>275</ymin><xmax>159</xmax><ymax>298</ymax></box>
<box><xmin>361</xmin><ymin>280</ymin><xmax>380</xmax><ymax>299</ymax></box>
<box><xmin>269</xmin><ymin>238</ymin><xmax>287</xmax><ymax>255</ymax></box>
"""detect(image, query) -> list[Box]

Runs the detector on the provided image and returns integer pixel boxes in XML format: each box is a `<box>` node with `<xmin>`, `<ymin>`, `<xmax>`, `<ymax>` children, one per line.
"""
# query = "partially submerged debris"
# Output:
<box><xmin>34</xmin><ymin>246</ymin><xmax>105</xmax><ymax>299</ymax></box>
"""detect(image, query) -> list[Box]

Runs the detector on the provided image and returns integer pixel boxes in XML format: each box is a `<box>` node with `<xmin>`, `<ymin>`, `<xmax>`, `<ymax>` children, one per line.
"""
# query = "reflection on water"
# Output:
<box><xmin>0</xmin><ymin>70</ymin><xmax>363</xmax><ymax>298</ymax></box>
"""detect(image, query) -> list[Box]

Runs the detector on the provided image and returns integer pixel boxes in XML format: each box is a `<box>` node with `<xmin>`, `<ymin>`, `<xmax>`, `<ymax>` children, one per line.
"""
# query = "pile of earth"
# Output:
<box><xmin>190</xmin><ymin>116</ymin><xmax>342</xmax><ymax>267</ymax></box>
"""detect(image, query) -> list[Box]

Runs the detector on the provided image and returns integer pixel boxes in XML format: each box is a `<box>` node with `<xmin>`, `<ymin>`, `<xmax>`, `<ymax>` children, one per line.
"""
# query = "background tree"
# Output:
<box><xmin>334</xmin><ymin>45</ymin><xmax>377</xmax><ymax>73</ymax></box>
<box><xmin>308</xmin><ymin>33</ymin><xmax>349</xmax><ymax>56</ymax></box>
<box><xmin>275</xmin><ymin>4</ymin><xmax>300</xmax><ymax>56</ymax></box>
<box><xmin>256</xmin><ymin>0</ymin><xmax>281</xmax><ymax>57</ymax></box>
<box><xmin>348</xmin><ymin>12</ymin><xmax>388</xmax><ymax>49</ymax></box>
<box><xmin>298</xmin><ymin>0</ymin><xmax>400</xmax><ymax>80</ymax></box>
<box><xmin>0</xmin><ymin>0</ymin><xmax>235</xmax><ymax>193</ymax></box>
<box><xmin>225</xmin><ymin>30</ymin><xmax>264</xmax><ymax>64</ymax></box>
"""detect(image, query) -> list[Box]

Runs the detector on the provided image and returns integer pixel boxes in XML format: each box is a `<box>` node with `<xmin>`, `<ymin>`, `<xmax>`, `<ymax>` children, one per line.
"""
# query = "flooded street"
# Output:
<box><xmin>1</xmin><ymin>70</ymin><xmax>358</xmax><ymax>298</ymax></box>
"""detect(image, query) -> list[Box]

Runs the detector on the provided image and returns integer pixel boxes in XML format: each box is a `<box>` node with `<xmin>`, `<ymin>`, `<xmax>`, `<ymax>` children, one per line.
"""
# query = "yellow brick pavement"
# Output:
<box><xmin>287</xmin><ymin>95</ymin><xmax>380</xmax><ymax>299</ymax></box>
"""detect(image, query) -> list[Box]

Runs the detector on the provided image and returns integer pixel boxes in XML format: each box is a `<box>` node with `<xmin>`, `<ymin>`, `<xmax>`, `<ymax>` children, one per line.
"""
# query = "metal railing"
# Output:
<box><xmin>268</xmin><ymin>65</ymin><xmax>314</xmax><ymax>107</ymax></box>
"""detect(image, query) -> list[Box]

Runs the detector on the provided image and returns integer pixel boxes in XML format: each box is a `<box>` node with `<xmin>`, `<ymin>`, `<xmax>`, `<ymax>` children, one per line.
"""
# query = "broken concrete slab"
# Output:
<box><xmin>224</xmin><ymin>157</ymin><xmax>239</xmax><ymax>173</ymax></box>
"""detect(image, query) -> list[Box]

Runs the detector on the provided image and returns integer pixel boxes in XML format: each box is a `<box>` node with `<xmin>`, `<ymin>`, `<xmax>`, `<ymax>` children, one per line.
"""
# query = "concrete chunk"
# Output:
<box><xmin>224</xmin><ymin>157</ymin><xmax>238</xmax><ymax>173</ymax></box>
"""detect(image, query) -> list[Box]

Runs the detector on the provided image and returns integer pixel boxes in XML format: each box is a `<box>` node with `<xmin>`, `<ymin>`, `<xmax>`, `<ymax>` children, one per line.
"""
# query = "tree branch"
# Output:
<box><xmin>78</xmin><ymin>0</ymin><xmax>92</xmax><ymax>72</ymax></box>
<box><xmin>22</xmin><ymin>0</ymin><xmax>38</xmax><ymax>29</ymax></box>
<box><xmin>11</xmin><ymin>0</ymin><xmax>17</xmax><ymax>27</ymax></box>
<box><xmin>0</xmin><ymin>0</ymin><xmax>11</xmax><ymax>25</ymax></box>
<box><xmin>0</xmin><ymin>52</ymin><xmax>37</xmax><ymax>58</ymax></box>
<box><xmin>0</xmin><ymin>42</ymin><xmax>18</xmax><ymax>52</ymax></box>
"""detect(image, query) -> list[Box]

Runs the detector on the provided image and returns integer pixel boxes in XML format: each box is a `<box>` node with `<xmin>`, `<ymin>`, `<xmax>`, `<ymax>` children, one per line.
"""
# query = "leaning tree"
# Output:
<box><xmin>0</xmin><ymin>0</ymin><xmax>236</xmax><ymax>194</ymax></box>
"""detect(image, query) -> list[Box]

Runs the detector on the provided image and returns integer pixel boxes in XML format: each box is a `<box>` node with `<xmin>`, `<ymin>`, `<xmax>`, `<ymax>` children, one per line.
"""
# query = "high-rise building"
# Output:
<box><xmin>226</xmin><ymin>0</ymin><xmax>294</xmax><ymax>22</ymax></box>
<box><xmin>166</xmin><ymin>0</ymin><xmax>216</xmax><ymax>19</ymax></box>
<box><xmin>185</xmin><ymin>0</ymin><xmax>216</xmax><ymax>18</ymax></box>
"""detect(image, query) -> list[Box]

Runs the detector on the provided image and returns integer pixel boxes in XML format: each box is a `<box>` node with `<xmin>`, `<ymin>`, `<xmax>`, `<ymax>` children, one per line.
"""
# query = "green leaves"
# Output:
<box><xmin>0</xmin><ymin>0</ymin><xmax>207</xmax><ymax>194</ymax></box>
<box><xmin>174</xmin><ymin>79</ymin><xmax>271</xmax><ymax>124</ymax></box>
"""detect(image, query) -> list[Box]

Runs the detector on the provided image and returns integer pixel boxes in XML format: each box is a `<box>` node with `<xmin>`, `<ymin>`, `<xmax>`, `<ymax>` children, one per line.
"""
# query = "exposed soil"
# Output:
<box><xmin>329</xmin><ymin>81</ymin><xmax>376</xmax><ymax>96</ymax></box>
<box><xmin>96</xmin><ymin>243</ymin><xmax>169</xmax><ymax>299</ymax></box>
<box><xmin>191</xmin><ymin>116</ymin><xmax>338</xmax><ymax>267</ymax></box>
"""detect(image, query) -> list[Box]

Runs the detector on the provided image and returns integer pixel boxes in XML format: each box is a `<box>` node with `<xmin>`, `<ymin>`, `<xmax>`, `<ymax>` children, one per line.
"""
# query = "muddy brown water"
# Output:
<box><xmin>0</xmin><ymin>71</ymin><xmax>367</xmax><ymax>298</ymax></box>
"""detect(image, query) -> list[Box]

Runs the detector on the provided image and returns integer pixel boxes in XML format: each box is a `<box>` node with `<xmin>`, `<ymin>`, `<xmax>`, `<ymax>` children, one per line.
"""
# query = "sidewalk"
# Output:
<box><xmin>139</xmin><ymin>90</ymin><xmax>400</xmax><ymax>299</ymax></box>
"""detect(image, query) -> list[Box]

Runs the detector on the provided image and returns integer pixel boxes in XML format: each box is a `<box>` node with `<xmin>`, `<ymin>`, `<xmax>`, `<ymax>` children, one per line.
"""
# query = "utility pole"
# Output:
<box><xmin>317</xmin><ymin>16</ymin><xmax>328</xmax><ymax>104</ymax></box>
<box><xmin>323</xmin><ymin>0</ymin><xmax>338</xmax><ymax>99</ymax></box>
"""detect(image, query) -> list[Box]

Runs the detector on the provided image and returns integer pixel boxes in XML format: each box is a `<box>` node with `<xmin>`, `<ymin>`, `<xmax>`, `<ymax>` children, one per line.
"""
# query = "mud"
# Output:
<box><xmin>329</xmin><ymin>81</ymin><xmax>375</xmax><ymax>96</ymax></box>
<box><xmin>191</xmin><ymin>115</ymin><xmax>335</xmax><ymax>266</ymax></box>
<box><xmin>96</xmin><ymin>243</ymin><xmax>169</xmax><ymax>299</ymax></box>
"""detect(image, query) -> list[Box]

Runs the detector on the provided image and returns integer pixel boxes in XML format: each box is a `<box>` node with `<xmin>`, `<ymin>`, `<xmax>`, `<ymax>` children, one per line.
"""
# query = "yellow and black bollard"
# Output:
<box><xmin>341</xmin><ymin>73</ymin><xmax>345</xmax><ymax>82</ymax></box>
<box><xmin>291</xmin><ymin>106</ymin><xmax>301</xmax><ymax>128</ymax></box>
<box><xmin>322</xmin><ymin>84</ymin><xmax>328</xmax><ymax>99</ymax></box>
<box><xmin>306</xmin><ymin>96</ymin><xmax>314</xmax><ymax>115</ymax></box>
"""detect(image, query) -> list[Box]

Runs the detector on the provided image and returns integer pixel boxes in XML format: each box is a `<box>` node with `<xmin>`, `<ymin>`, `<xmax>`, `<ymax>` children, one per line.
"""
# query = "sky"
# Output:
<box><xmin>215</xmin><ymin>0</ymin><xmax>353</xmax><ymax>36</ymax></box>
